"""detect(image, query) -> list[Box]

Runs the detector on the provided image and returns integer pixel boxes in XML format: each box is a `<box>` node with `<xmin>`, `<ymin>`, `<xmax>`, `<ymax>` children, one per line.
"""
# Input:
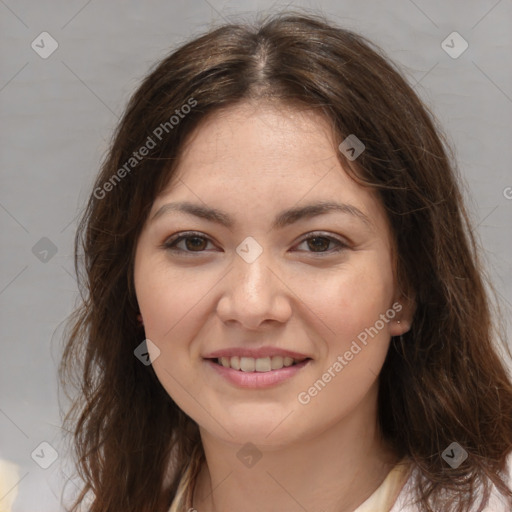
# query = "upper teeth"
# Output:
<box><xmin>218</xmin><ymin>356</ymin><xmax>302</xmax><ymax>372</ymax></box>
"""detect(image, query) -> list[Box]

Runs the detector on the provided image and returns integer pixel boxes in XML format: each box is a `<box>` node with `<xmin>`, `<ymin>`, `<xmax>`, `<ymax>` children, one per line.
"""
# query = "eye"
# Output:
<box><xmin>162</xmin><ymin>232</ymin><xmax>217</xmax><ymax>254</ymax></box>
<box><xmin>161</xmin><ymin>231</ymin><xmax>349</xmax><ymax>256</ymax></box>
<box><xmin>294</xmin><ymin>233</ymin><xmax>348</xmax><ymax>254</ymax></box>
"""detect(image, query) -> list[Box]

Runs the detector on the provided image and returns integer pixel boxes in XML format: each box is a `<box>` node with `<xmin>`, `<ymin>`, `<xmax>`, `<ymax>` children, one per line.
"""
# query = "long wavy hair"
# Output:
<box><xmin>59</xmin><ymin>11</ymin><xmax>512</xmax><ymax>512</ymax></box>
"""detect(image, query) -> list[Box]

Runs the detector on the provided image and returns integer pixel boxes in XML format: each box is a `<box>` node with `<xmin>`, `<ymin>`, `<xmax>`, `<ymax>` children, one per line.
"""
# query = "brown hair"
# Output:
<box><xmin>59</xmin><ymin>11</ymin><xmax>512</xmax><ymax>512</ymax></box>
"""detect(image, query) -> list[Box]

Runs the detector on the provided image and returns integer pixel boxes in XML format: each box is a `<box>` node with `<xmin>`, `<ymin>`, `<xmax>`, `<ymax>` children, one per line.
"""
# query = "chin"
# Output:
<box><xmin>201</xmin><ymin>411</ymin><xmax>306</xmax><ymax>448</ymax></box>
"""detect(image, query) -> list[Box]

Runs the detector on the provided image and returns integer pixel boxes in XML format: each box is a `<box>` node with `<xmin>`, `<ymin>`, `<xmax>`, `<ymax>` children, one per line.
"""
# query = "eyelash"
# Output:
<box><xmin>161</xmin><ymin>231</ymin><xmax>349</xmax><ymax>256</ymax></box>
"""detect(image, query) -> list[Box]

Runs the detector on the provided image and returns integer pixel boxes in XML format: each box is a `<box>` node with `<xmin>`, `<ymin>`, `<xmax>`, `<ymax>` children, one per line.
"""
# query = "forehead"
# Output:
<box><xmin>153</xmin><ymin>101</ymin><xmax>390</xmax><ymax>237</ymax></box>
<box><xmin>174</xmin><ymin>101</ymin><xmax>336</xmax><ymax>183</ymax></box>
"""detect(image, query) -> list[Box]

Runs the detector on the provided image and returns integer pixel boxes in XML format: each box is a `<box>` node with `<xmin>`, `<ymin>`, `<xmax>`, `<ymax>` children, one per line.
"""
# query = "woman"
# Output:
<box><xmin>59</xmin><ymin>12</ymin><xmax>512</xmax><ymax>512</ymax></box>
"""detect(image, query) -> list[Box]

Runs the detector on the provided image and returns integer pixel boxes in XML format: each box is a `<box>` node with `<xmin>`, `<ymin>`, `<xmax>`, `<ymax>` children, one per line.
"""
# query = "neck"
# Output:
<box><xmin>192</xmin><ymin>383</ymin><xmax>399</xmax><ymax>512</ymax></box>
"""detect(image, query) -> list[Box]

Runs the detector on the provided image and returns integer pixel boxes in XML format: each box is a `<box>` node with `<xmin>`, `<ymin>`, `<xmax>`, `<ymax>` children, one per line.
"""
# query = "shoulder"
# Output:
<box><xmin>390</xmin><ymin>452</ymin><xmax>512</xmax><ymax>512</ymax></box>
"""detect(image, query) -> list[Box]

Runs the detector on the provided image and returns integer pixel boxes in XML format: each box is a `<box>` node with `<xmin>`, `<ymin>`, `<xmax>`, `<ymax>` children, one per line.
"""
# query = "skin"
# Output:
<box><xmin>134</xmin><ymin>101</ymin><xmax>415</xmax><ymax>512</ymax></box>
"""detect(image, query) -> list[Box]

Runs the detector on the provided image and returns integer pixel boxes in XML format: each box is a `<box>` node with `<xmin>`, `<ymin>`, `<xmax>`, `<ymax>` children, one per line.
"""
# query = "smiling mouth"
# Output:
<box><xmin>208</xmin><ymin>355</ymin><xmax>310</xmax><ymax>372</ymax></box>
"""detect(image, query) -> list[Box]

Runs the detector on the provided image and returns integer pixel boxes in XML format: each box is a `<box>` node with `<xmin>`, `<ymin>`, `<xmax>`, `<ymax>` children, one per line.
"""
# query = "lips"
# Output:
<box><xmin>205</xmin><ymin>356</ymin><xmax>312</xmax><ymax>388</ymax></box>
<box><xmin>203</xmin><ymin>346</ymin><xmax>312</xmax><ymax>380</ymax></box>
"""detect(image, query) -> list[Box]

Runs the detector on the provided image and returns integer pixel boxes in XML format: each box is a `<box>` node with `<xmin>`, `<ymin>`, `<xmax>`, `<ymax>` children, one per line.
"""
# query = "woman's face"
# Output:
<box><xmin>134</xmin><ymin>101</ymin><xmax>413</xmax><ymax>447</ymax></box>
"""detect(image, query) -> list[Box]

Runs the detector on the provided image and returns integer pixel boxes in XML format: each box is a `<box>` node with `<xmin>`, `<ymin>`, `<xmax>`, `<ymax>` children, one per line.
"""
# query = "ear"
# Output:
<box><xmin>389</xmin><ymin>290</ymin><xmax>416</xmax><ymax>337</ymax></box>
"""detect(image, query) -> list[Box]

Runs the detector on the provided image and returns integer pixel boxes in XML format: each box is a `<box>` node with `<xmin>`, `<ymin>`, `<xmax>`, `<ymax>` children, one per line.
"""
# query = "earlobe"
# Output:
<box><xmin>390</xmin><ymin>292</ymin><xmax>416</xmax><ymax>336</ymax></box>
<box><xmin>390</xmin><ymin>317</ymin><xmax>411</xmax><ymax>336</ymax></box>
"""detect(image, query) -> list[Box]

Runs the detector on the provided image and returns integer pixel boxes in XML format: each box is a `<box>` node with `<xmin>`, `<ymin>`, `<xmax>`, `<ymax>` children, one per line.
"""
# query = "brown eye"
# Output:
<box><xmin>163</xmin><ymin>232</ymin><xmax>215</xmax><ymax>253</ymax></box>
<box><xmin>184</xmin><ymin>236</ymin><xmax>208</xmax><ymax>251</ymax></box>
<box><xmin>295</xmin><ymin>233</ymin><xmax>348</xmax><ymax>255</ymax></box>
<box><xmin>307</xmin><ymin>237</ymin><xmax>331</xmax><ymax>252</ymax></box>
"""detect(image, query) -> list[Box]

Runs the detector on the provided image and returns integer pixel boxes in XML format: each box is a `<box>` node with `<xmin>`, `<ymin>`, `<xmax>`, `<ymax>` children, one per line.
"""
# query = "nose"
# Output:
<box><xmin>215</xmin><ymin>248</ymin><xmax>292</xmax><ymax>330</ymax></box>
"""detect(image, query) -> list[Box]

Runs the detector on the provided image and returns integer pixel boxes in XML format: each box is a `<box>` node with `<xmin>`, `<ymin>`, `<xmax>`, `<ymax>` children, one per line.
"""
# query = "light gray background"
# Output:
<box><xmin>1</xmin><ymin>1</ymin><xmax>511</xmax><ymax>510</ymax></box>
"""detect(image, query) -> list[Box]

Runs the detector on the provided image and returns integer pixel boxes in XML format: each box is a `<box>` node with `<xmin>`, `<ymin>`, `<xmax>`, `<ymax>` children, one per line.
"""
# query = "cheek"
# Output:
<box><xmin>295</xmin><ymin>272</ymin><xmax>394</xmax><ymax>421</ymax></box>
<box><xmin>135</xmin><ymin>256</ymin><xmax>215</xmax><ymax>343</ymax></box>
<box><xmin>134</xmin><ymin>254</ymin><xmax>223</xmax><ymax>399</ymax></box>
<box><xmin>134</xmin><ymin>257</ymin><xmax>211</xmax><ymax>411</ymax></box>
<box><xmin>294</xmin><ymin>256</ymin><xmax>395</xmax><ymax>344</ymax></box>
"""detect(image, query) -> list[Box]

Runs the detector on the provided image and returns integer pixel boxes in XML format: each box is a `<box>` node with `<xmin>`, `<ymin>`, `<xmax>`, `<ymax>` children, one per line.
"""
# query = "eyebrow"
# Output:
<box><xmin>151</xmin><ymin>200</ymin><xmax>372</xmax><ymax>230</ymax></box>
